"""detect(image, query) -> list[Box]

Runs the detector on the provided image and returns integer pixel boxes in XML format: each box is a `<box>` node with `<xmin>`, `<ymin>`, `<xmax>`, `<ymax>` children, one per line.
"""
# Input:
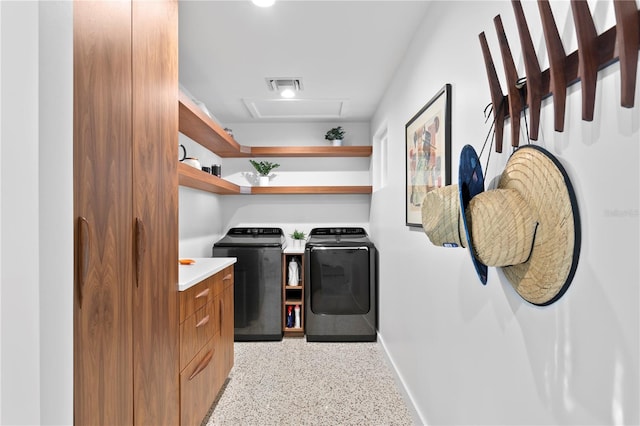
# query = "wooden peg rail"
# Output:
<box><xmin>479</xmin><ymin>0</ymin><xmax>640</xmax><ymax>153</ymax></box>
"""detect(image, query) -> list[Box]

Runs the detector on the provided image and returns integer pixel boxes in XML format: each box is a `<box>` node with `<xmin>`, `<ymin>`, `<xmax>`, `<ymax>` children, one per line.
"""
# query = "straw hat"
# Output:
<box><xmin>422</xmin><ymin>144</ymin><xmax>581</xmax><ymax>306</ymax></box>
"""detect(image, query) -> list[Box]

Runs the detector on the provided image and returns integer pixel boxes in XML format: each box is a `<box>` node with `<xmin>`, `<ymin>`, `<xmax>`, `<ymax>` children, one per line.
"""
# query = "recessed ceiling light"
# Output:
<box><xmin>252</xmin><ymin>0</ymin><xmax>275</xmax><ymax>7</ymax></box>
<box><xmin>280</xmin><ymin>88</ymin><xmax>296</xmax><ymax>99</ymax></box>
<box><xmin>266</xmin><ymin>78</ymin><xmax>303</xmax><ymax>98</ymax></box>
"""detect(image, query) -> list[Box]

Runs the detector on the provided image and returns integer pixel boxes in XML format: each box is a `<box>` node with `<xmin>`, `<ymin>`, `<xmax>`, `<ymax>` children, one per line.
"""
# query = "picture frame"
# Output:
<box><xmin>405</xmin><ymin>84</ymin><xmax>452</xmax><ymax>227</ymax></box>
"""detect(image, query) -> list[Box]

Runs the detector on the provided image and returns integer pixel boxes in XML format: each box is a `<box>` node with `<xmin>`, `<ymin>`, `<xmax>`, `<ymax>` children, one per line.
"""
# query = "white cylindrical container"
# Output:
<box><xmin>288</xmin><ymin>259</ymin><xmax>299</xmax><ymax>286</ymax></box>
<box><xmin>294</xmin><ymin>305</ymin><xmax>301</xmax><ymax>328</ymax></box>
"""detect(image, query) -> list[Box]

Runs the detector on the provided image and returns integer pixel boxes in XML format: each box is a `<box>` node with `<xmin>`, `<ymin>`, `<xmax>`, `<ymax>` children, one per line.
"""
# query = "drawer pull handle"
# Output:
<box><xmin>135</xmin><ymin>218</ymin><xmax>146</xmax><ymax>288</ymax></box>
<box><xmin>76</xmin><ymin>216</ymin><xmax>90</xmax><ymax>308</ymax></box>
<box><xmin>223</xmin><ymin>274</ymin><xmax>232</xmax><ymax>281</ymax></box>
<box><xmin>219</xmin><ymin>299</ymin><xmax>223</xmax><ymax>330</ymax></box>
<box><xmin>196</xmin><ymin>315</ymin><xmax>210</xmax><ymax>328</ymax></box>
<box><xmin>195</xmin><ymin>288</ymin><xmax>209</xmax><ymax>299</ymax></box>
<box><xmin>188</xmin><ymin>350</ymin><xmax>213</xmax><ymax>381</ymax></box>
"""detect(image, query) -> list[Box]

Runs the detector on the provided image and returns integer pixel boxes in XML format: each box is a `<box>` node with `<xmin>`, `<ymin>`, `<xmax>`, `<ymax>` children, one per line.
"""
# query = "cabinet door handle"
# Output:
<box><xmin>135</xmin><ymin>218</ymin><xmax>146</xmax><ymax>288</ymax></box>
<box><xmin>195</xmin><ymin>288</ymin><xmax>209</xmax><ymax>299</ymax></box>
<box><xmin>188</xmin><ymin>350</ymin><xmax>213</xmax><ymax>381</ymax></box>
<box><xmin>223</xmin><ymin>274</ymin><xmax>232</xmax><ymax>281</ymax></box>
<box><xmin>219</xmin><ymin>299</ymin><xmax>224</xmax><ymax>330</ymax></box>
<box><xmin>76</xmin><ymin>216</ymin><xmax>90</xmax><ymax>308</ymax></box>
<box><xmin>195</xmin><ymin>315</ymin><xmax>210</xmax><ymax>328</ymax></box>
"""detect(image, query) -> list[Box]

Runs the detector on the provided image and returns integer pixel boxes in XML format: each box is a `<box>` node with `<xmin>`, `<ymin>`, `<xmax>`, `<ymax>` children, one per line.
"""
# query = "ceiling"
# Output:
<box><xmin>178</xmin><ymin>1</ymin><xmax>431</xmax><ymax>124</ymax></box>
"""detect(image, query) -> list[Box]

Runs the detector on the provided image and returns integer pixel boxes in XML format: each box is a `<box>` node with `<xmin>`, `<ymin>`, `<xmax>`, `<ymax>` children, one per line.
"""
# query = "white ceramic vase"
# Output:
<box><xmin>332</xmin><ymin>139</ymin><xmax>343</xmax><ymax>146</ymax></box>
<box><xmin>258</xmin><ymin>175</ymin><xmax>269</xmax><ymax>186</ymax></box>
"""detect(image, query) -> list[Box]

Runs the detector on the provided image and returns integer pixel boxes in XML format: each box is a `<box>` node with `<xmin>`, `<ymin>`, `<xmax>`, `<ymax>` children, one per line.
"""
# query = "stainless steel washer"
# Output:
<box><xmin>305</xmin><ymin>228</ymin><xmax>377</xmax><ymax>342</ymax></box>
<box><xmin>213</xmin><ymin>227</ymin><xmax>284</xmax><ymax>341</ymax></box>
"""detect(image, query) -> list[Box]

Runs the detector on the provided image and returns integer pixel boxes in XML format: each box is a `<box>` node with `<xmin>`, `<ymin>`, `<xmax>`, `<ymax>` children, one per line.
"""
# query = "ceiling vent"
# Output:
<box><xmin>266</xmin><ymin>78</ymin><xmax>303</xmax><ymax>92</ymax></box>
<box><xmin>243</xmin><ymin>98</ymin><xmax>346</xmax><ymax>119</ymax></box>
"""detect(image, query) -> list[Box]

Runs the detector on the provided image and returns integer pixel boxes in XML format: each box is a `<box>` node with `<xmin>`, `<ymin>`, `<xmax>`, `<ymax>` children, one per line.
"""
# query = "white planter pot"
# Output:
<box><xmin>292</xmin><ymin>239</ymin><xmax>303</xmax><ymax>249</ymax></box>
<box><xmin>258</xmin><ymin>175</ymin><xmax>269</xmax><ymax>186</ymax></box>
<box><xmin>332</xmin><ymin>139</ymin><xmax>343</xmax><ymax>146</ymax></box>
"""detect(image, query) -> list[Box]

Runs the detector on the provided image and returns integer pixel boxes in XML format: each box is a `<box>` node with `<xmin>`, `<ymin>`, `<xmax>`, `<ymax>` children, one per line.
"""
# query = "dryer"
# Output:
<box><xmin>305</xmin><ymin>227</ymin><xmax>377</xmax><ymax>342</ymax></box>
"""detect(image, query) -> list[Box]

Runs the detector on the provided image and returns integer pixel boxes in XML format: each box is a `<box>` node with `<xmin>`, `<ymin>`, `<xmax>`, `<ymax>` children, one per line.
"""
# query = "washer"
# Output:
<box><xmin>305</xmin><ymin>227</ymin><xmax>377</xmax><ymax>342</ymax></box>
<box><xmin>212</xmin><ymin>227</ymin><xmax>284</xmax><ymax>341</ymax></box>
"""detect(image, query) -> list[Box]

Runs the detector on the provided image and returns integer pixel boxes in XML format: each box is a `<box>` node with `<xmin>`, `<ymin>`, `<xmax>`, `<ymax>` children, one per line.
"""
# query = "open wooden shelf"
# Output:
<box><xmin>178</xmin><ymin>163</ymin><xmax>372</xmax><ymax>195</ymax></box>
<box><xmin>178</xmin><ymin>162</ymin><xmax>240</xmax><ymax>194</ymax></box>
<box><xmin>283</xmin><ymin>253</ymin><xmax>304</xmax><ymax>337</ymax></box>
<box><xmin>178</xmin><ymin>90</ymin><xmax>373</xmax><ymax>195</ymax></box>
<box><xmin>250</xmin><ymin>146</ymin><xmax>372</xmax><ymax>157</ymax></box>
<box><xmin>179</xmin><ymin>91</ymin><xmax>372</xmax><ymax>158</ymax></box>
<box><xmin>250</xmin><ymin>185</ymin><xmax>372</xmax><ymax>195</ymax></box>
<box><xmin>179</xmin><ymin>92</ymin><xmax>250</xmax><ymax>158</ymax></box>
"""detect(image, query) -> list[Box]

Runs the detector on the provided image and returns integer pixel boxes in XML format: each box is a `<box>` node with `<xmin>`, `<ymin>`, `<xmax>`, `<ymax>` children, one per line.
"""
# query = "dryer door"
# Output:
<box><xmin>309</xmin><ymin>246</ymin><xmax>370</xmax><ymax>315</ymax></box>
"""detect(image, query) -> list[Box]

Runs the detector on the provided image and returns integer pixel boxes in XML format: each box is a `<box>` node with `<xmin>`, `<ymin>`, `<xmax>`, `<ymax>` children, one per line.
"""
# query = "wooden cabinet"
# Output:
<box><xmin>282</xmin><ymin>252</ymin><xmax>305</xmax><ymax>337</ymax></box>
<box><xmin>73</xmin><ymin>1</ymin><xmax>179</xmax><ymax>425</ymax></box>
<box><xmin>178</xmin><ymin>92</ymin><xmax>373</xmax><ymax>195</ymax></box>
<box><xmin>179</xmin><ymin>266</ymin><xmax>234</xmax><ymax>426</ymax></box>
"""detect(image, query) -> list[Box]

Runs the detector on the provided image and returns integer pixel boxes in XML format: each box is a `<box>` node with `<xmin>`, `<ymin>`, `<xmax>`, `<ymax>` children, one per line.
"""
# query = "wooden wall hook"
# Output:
<box><xmin>538</xmin><ymin>0</ymin><xmax>567</xmax><ymax>132</ymax></box>
<box><xmin>613</xmin><ymin>0</ymin><xmax>639</xmax><ymax>108</ymax></box>
<box><xmin>479</xmin><ymin>1</ymin><xmax>639</xmax><ymax>148</ymax></box>
<box><xmin>571</xmin><ymin>0</ymin><xmax>599</xmax><ymax>121</ymax></box>
<box><xmin>494</xmin><ymin>14</ymin><xmax>523</xmax><ymax>148</ymax></box>
<box><xmin>479</xmin><ymin>32</ymin><xmax>507</xmax><ymax>153</ymax></box>
<box><xmin>512</xmin><ymin>0</ymin><xmax>543</xmax><ymax>140</ymax></box>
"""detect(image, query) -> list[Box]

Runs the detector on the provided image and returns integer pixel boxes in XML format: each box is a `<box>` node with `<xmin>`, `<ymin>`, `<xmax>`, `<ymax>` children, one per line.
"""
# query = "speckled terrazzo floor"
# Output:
<box><xmin>203</xmin><ymin>338</ymin><xmax>415</xmax><ymax>426</ymax></box>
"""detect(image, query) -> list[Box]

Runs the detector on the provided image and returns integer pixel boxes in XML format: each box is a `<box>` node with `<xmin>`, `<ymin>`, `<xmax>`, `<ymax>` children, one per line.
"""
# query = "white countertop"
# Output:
<box><xmin>178</xmin><ymin>257</ymin><xmax>237</xmax><ymax>291</ymax></box>
<box><xmin>282</xmin><ymin>246</ymin><xmax>305</xmax><ymax>254</ymax></box>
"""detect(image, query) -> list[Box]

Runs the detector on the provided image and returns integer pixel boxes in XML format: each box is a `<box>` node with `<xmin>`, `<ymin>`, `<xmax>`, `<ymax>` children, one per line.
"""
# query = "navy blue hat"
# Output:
<box><xmin>458</xmin><ymin>145</ymin><xmax>487</xmax><ymax>284</ymax></box>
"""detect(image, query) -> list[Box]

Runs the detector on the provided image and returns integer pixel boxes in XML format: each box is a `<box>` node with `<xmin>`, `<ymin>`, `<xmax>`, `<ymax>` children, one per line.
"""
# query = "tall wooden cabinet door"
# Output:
<box><xmin>73</xmin><ymin>1</ymin><xmax>134</xmax><ymax>425</ymax></box>
<box><xmin>131</xmin><ymin>1</ymin><xmax>180</xmax><ymax>424</ymax></box>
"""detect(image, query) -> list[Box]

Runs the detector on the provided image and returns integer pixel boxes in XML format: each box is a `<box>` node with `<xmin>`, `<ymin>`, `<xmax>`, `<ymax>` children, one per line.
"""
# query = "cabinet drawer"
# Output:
<box><xmin>180</xmin><ymin>301</ymin><xmax>216</xmax><ymax>372</ymax></box>
<box><xmin>211</xmin><ymin>266</ymin><xmax>234</xmax><ymax>297</ymax></box>
<box><xmin>180</xmin><ymin>275</ymin><xmax>215</xmax><ymax>323</ymax></box>
<box><xmin>180</xmin><ymin>336</ymin><xmax>219</xmax><ymax>426</ymax></box>
<box><xmin>221</xmin><ymin>266</ymin><xmax>234</xmax><ymax>290</ymax></box>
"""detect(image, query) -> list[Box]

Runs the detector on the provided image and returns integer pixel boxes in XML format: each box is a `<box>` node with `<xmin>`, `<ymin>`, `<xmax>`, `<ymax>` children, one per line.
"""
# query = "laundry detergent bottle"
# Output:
<box><xmin>288</xmin><ymin>259</ymin><xmax>299</xmax><ymax>286</ymax></box>
<box><xmin>286</xmin><ymin>306</ymin><xmax>294</xmax><ymax>328</ymax></box>
<box><xmin>294</xmin><ymin>305</ymin><xmax>301</xmax><ymax>328</ymax></box>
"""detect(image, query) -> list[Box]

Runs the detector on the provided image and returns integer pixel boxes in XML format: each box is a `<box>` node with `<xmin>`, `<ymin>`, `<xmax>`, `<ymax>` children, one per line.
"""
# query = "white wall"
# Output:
<box><xmin>38</xmin><ymin>2</ymin><xmax>73</xmax><ymax>424</ymax></box>
<box><xmin>0</xmin><ymin>4</ymin><xmax>3</xmax><ymax>421</ymax></box>
<box><xmin>0</xmin><ymin>2</ymin><xmax>73</xmax><ymax>425</ymax></box>
<box><xmin>0</xmin><ymin>2</ymin><xmax>41</xmax><ymax>424</ymax></box>
<box><xmin>371</xmin><ymin>1</ymin><xmax>639</xmax><ymax>425</ymax></box>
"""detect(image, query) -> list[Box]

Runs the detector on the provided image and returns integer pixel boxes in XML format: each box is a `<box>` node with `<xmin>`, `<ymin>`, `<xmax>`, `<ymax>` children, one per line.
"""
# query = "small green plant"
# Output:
<box><xmin>324</xmin><ymin>126</ymin><xmax>345</xmax><ymax>141</ymax></box>
<box><xmin>249</xmin><ymin>160</ymin><xmax>280</xmax><ymax>176</ymax></box>
<box><xmin>290</xmin><ymin>229</ymin><xmax>306</xmax><ymax>240</ymax></box>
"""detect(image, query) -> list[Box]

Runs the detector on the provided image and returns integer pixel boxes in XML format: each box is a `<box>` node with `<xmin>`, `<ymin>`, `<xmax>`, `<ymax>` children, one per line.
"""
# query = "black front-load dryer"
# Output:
<box><xmin>213</xmin><ymin>227</ymin><xmax>284</xmax><ymax>341</ymax></box>
<box><xmin>305</xmin><ymin>227</ymin><xmax>377</xmax><ymax>342</ymax></box>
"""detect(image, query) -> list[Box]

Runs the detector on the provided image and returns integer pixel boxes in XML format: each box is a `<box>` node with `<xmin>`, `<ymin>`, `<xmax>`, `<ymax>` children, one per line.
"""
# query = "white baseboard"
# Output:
<box><xmin>377</xmin><ymin>332</ymin><xmax>427</xmax><ymax>426</ymax></box>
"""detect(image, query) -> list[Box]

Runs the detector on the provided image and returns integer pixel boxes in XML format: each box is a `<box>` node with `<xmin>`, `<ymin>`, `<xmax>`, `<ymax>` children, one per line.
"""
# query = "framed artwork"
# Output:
<box><xmin>405</xmin><ymin>84</ymin><xmax>452</xmax><ymax>227</ymax></box>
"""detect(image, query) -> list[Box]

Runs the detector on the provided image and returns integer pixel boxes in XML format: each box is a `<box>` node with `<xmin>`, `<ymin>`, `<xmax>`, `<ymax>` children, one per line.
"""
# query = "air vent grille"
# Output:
<box><xmin>266</xmin><ymin>78</ymin><xmax>303</xmax><ymax>92</ymax></box>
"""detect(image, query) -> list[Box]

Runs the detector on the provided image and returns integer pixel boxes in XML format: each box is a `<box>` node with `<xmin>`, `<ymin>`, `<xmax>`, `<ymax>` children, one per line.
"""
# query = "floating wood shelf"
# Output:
<box><xmin>178</xmin><ymin>91</ymin><xmax>373</xmax><ymax>195</ymax></box>
<box><xmin>178</xmin><ymin>162</ymin><xmax>240</xmax><ymax>194</ymax></box>
<box><xmin>249</xmin><ymin>185</ymin><xmax>372</xmax><ymax>195</ymax></box>
<box><xmin>178</xmin><ymin>162</ymin><xmax>372</xmax><ymax>195</ymax></box>
<box><xmin>250</xmin><ymin>145</ymin><xmax>372</xmax><ymax>157</ymax></box>
<box><xmin>179</xmin><ymin>92</ymin><xmax>372</xmax><ymax>158</ymax></box>
<box><xmin>178</xmin><ymin>92</ymin><xmax>250</xmax><ymax>158</ymax></box>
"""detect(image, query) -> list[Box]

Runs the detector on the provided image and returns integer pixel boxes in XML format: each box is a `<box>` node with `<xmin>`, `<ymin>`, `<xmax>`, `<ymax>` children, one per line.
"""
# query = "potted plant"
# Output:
<box><xmin>324</xmin><ymin>126</ymin><xmax>345</xmax><ymax>146</ymax></box>
<box><xmin>290</xmin><ymin>229</ymin><xmax>307</xmax><ymax>249</ymax></box>
<box><xmin>249</xmin><ymin>160</ymin><xmax>280</xmax><ymax>186</ymax></box>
